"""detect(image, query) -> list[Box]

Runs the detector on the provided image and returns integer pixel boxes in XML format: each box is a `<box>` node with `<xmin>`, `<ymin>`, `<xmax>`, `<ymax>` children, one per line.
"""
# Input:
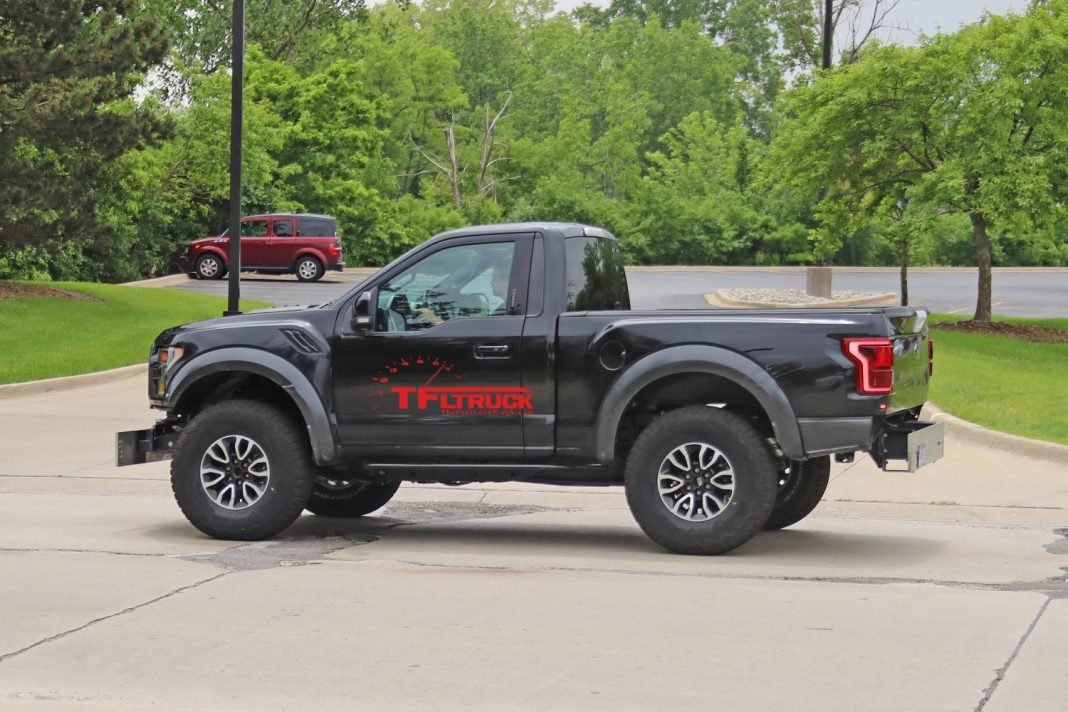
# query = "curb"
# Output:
<box><xmin>923</xmin><ymin>404</ymin><xmax>1068</xmax><ymax>464</ymax></box>
<box><xmin>122</xmin><ymin>274</ymin><xmax>191</xmax><ymax>288</ymax></box>
<box><xmin>705</xmin><ymin>290</ymin><xmax>900</xmax><ymax>309</ymax></box>
<box><xmin>0</xmin><ymin>364</ymin><xmax>146</xmax><ymax>402</ymax></box>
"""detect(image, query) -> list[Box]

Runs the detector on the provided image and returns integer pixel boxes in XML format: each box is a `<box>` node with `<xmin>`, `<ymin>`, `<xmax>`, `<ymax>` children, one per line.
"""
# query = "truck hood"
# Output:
<box><xmin>153</xmin><ymin>305</ymin><xmax>330</xmax><ymax>348</ymax></box>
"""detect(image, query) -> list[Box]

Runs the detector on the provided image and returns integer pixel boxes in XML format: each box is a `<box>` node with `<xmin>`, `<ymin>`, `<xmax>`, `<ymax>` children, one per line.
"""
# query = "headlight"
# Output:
<box><xmin>155</xmin><ymin>345</ymin><xmax>185</xmax><ymax>397</ymax></box>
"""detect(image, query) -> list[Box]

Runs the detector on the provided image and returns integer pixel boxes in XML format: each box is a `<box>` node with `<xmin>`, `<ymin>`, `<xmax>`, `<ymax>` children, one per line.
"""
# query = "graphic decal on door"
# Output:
<box><xmin>368</xmin><ymin>356</ymin><xmax>533</xmax><ymax>416</ymax></box>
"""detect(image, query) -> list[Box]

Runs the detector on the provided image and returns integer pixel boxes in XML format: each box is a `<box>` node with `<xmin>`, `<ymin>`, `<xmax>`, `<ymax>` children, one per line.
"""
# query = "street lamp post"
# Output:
<box><xmin>224</xmin><ymin>0</ymin><xmax>244</xmax><ymax>316</ymax></box>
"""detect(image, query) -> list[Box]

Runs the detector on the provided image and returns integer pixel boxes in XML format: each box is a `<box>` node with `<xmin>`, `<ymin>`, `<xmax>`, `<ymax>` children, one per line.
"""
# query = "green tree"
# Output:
<box><xmin>0</xmin><ymin>0</ymin><xmax>170</xmax><ymax>262</ymax></box>
<box><xmin>772</xmin><ymin>2</ymin><xmax>1068</xmax><ymax>321</ymax></box>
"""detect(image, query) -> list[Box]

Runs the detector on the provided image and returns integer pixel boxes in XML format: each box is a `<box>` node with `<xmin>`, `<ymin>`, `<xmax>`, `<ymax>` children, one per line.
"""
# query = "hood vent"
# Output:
<box><xmin>282</xmin><ymin>328</ymin><xmax>321</xmax><ymax>354</ymax></box>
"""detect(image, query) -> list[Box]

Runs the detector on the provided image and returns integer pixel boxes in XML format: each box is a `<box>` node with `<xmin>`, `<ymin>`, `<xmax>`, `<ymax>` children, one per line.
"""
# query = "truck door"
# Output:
<box><xmin>332</xmin><ymin>234</ymin><xmax>534</xmax><ymax>460</ymax></box>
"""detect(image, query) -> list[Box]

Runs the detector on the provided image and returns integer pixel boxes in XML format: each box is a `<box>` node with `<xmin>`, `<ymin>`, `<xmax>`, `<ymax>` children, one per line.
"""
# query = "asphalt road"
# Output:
<box><xmin>0</xmin><ymin>375</ymin><xmax>1066</xmax><ymax>710</ymax></box>
<box><xmin>173</xmin><ymin>266</ymin><xmax>1068</xmax><ymax>317</ymax></box>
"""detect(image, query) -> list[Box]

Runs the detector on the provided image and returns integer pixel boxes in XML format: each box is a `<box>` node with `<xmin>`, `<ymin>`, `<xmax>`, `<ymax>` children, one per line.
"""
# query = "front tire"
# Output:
<box><xmin>171</xmin><ymin>400</ymin><xmax>314</xmax><ymax>540</ymax></box>
<box><xmin>195</xmin><ymin>254</ymin><xmax>226</xmax><ymax>280</ymax></box>
<box><xmin>294</xmin><ymin>256</ymin><xmax>323</xmax><ymax>282</ymax></box>
<box><xmin>763</xmin><ymin>456</ymin><xmax>831</xmax><ymax>531</ymax></box>
<box><xmin>305</xmin><ymin>476</ymin><xmax>400</xmax><ymax>518</ymax></box>
<box><xmin>624</xmin><ymin>406</ymin><xmax>778</xmax><ymax>555</ymax></box>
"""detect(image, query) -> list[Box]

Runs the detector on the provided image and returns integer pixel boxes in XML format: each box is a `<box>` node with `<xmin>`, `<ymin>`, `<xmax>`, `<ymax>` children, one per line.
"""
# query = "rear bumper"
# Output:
<box><xmin>332</xmin><ymin>261</ymin><xmax>345</xmax><ymax>272</ymax></box>
<box><xmin>116</xmin><ymin>421</ymin><xmax>179</xmax><ymax>467</ymax></box>
<box><xmin>798</xmin><ymin>416</ymin><xmax>944</xmax><ymax>472</ymax></box>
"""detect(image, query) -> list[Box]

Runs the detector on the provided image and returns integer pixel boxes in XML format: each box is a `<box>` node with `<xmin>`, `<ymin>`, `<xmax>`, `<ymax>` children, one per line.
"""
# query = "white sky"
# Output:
<box><xmin>550</xmin><ymin>0</ymin><xmax>1030</xmax><ymax>40</ymax></box>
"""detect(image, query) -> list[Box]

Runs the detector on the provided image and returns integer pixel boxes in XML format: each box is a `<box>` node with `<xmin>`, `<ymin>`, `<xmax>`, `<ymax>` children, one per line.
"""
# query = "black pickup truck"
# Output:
<box><xmin>117</xmin><ymin>222</ymin><xmax>943</xmax><ymax>554</ymax></box>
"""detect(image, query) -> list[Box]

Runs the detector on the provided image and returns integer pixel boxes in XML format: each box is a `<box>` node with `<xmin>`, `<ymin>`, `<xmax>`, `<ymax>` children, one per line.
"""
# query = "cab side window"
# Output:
<box><xmin>376</xmin><ymin>241</ymin><xmax>516</xmax><ymax>332</ymax></box>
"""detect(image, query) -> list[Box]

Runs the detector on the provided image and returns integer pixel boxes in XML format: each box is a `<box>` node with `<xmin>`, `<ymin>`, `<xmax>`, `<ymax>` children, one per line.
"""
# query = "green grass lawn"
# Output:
<box><xmin>0</xmin><ymin>282</ymin><xmax>268</xmax><ymax>385</ymax></box>
<box><xmin>928</xmin><ymin>314</ymin><xmax>1068</xmax><ymax>445</ymax></box>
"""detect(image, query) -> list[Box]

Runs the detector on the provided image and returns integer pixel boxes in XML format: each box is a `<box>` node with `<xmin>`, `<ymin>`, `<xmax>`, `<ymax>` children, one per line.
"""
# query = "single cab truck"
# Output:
<box><xmin>118</xmin><ymin>223</ymin><xmax>943</xmax><ymax>554</ymax></box>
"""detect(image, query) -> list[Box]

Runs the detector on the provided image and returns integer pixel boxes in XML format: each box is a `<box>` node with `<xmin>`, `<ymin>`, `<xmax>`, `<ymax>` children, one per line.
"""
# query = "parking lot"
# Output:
<box><xmin>168</xmin><ymin>265</ymin><xmax>1068</xmax><ymax>317</ymax></box>
<box><xmin>0</xmin><ymin>368</ymin><xmax>1066</xmax><ymax>710</ymax></box>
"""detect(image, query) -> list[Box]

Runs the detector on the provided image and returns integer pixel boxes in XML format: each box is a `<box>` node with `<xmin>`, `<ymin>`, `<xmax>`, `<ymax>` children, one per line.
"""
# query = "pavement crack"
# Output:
<box><xmin>0</xmin><ymin>572</ymin><xmax>230</xmax><ymax>664</ymax></box>
<box><xmin>975</xmin><ymin>597</ymin><xmax>1052</xmax><ymax>711</ymax></box>
<box><xmin>0</xmin><ymin>547</ymin><xmax>172</xmax><ymax>558</ymax></box>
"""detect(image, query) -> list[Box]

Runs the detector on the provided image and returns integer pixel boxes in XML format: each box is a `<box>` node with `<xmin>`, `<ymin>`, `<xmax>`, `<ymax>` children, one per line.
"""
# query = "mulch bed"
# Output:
<box><xmin>933</xmin><ymin>320</ymin><xmax>1068</xmax><ymax>344</ymax></box>
<box><xmin>0</xmin><ymin>281</ymin><xmax>101</xmax><ymax>302</ymax></box>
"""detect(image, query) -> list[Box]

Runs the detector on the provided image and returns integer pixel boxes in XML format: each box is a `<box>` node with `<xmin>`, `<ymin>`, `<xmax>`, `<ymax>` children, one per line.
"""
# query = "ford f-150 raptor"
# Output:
<box><xmin>117</xmin><ymin>222</ymin><xmax>943</xmax><ymax>554</ymax></box>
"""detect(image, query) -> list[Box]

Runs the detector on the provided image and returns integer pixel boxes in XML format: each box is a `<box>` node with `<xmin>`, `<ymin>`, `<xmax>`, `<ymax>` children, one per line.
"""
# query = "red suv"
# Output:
<box><xmin>177</xmin><ymin>213</ymin><xmax>344</xmax><ymax>282</ymax></box>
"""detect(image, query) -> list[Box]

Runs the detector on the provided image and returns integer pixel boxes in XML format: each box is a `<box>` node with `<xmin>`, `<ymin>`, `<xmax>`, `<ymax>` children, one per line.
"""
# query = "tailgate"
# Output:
<box><xmin>886</xmin><ymin>308</ymin><xmax>933</xmax><ymax>413</ymax></box>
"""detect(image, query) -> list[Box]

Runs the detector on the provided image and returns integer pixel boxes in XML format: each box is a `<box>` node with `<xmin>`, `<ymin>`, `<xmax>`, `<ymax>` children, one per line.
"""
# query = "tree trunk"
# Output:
<box><xmin>899</xmin><ymin>233</ymin><xmax>909</xmax><ymax>306</ymax></box>
<box><xmin>969</xmin><ymin>211</ymin><xmax>993</xmax><ymax>322</ymax></box>
<box><xmin>445</xmin><ymin>123</ymin><xmax>462</xmax><ymax>211</ymax></box>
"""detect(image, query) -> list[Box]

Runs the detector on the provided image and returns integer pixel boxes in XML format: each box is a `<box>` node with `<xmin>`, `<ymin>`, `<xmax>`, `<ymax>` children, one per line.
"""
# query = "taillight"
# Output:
<box><xmin>842</xmin><ymin>337</ymin><xmax>894</xmax><ymax>395</ymax></box>
<box><xmin>928</xmin><ymin>338</ymin><xmax>934</xmax><ymax>377</ymax></box>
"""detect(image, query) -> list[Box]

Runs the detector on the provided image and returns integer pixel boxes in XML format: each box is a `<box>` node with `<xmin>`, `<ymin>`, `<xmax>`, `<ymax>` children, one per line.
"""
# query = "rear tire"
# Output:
<box><xmin>624</xmin><ymin>406</ymin><xmax>778</xmax><ymax>555</ymax></box>
<box><xmin>295</xmin><ymin>256</ymin><xmax>323</xmax><ymax>282</ymax></box>
<box><xmin>305</xmin><ymin>477</ymin><xmax>400</xmax><ymax>518</ymax></box>
<box><xmin>763</xmin><ymin>456</ymin><xmax>831</xmax><ymax>531</ymax></box>
<box><xmin>171</xmin><ymin>400</ymin><xmax>314</xmax><ymax>540</ymax></box>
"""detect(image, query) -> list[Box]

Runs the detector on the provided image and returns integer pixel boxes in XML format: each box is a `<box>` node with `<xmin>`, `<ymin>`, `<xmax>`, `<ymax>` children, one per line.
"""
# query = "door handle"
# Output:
<box><xmin>475</xmin><ymin>344</ymin><xmax>511</xmax><ymax>358</ymax></box>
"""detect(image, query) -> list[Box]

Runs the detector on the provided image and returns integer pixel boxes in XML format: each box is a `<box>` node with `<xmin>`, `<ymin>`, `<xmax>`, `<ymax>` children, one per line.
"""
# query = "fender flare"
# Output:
<box><xmin>194</xmin><ymin>247</ymin><xmax>229</xmax><ymax>269</ymax></box>
<box><xmin>167</xmin><ymin>347</ymin><xmax>337</xmax><ymax>464</ymax></box>
<box><xmin>594</xmin><ymin>344</ymin><xmax>804</xmax><ymax>463</ymax></box>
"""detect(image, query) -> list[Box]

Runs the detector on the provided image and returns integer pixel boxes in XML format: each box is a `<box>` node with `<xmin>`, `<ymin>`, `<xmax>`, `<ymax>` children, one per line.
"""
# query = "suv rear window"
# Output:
<box><xmin>564</xmin><ymin>237</ymin><xmax>630</xmax><ymax>312</ymax></box>
<box><xmin>296</xmin><ymin>216</ymin><xmax>337</xmax><ymax>237</ymax></box>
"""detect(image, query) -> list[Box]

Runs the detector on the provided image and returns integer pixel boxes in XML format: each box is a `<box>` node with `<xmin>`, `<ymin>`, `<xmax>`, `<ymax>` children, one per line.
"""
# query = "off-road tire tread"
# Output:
<box><xmin>624</xmin><ymin>406</ymin><xmax>778</xmax><ymax>555</ymax></box>
<box><xmin>171</xmin><ymin>400</ymin><xmax>314</xmax><ymax>540</ymax></box>
<box><xmin>305</xmin><ymin>480</ymin><xmax>401</xmax><ymax>518</ymax></box>
<box><xmin>763</xmin><ymin>456</ymin><xmax>831</xmax><ymax>531</ymax></box>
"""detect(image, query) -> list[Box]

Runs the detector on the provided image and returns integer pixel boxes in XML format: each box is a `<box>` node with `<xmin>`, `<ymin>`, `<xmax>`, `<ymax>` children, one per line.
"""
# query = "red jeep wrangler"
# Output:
<box><xmin>177</xmin><ymin>213</ymin><xmax>344</xmax><ymax>282</ymax></box>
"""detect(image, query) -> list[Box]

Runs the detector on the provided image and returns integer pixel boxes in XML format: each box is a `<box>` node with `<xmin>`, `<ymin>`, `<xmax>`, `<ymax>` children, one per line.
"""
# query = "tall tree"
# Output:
<box><xmin>772</xmin><ymin>1</ymin><xmax>1068</xmax><ymax>321</ymax></box>
<box><xmin>0</xmin><ymin>0</ymin><xmax>170</xmax><ymax>253</ymax></box>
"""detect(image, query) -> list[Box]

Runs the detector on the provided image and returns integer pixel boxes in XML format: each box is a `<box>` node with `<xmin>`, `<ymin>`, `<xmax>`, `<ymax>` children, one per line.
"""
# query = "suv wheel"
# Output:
<box><xmin>195</xmin><ymin>254</ymin><xmax>226</xmax><ymax>280</ymax></box>
<box><xmin>306</xmin><ymin>475</ymin><xmax>401</xmax><ymax>517</ymax></box>
<box><xmin>171</xmin><ymin>400</ymin><xmax>314</xmax><ymax>540</ymax></box>
<box><xmin>295</xmin><ymin>256</ymin><xmax>323</xmax><ymax>282</ymax></box>
<box><xmin>624</xmin><ymin>406</ymin><xmax>778</xmax><ymax>555</ymax></box>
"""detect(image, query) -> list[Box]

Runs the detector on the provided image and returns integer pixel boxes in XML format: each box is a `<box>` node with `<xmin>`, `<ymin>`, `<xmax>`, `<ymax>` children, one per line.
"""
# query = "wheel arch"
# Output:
<box><xmin>594</xmin><ymin>344</ymin><xmax>803</xmax><ymax>464</ymax></box>
<box><xmin>196</xmin><ymin>248</ymin><xmax>229</xmax><ymax>267</ymax></box>
<box><xmin>168</xmin><ymin>348</ymin><xmax>337</xmax><ymax>464</ymax></box>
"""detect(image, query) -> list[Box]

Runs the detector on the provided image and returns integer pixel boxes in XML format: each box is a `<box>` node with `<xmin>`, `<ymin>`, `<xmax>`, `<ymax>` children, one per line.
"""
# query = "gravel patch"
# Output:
<box><xmin>721</xmin><ymin>288</ymin><xmax>894</xmax><ymax>305</ymax></box>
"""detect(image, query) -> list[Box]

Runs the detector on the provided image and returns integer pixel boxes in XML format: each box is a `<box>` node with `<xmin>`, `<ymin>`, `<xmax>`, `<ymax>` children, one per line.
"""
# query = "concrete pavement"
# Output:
<box><xmin>0</xmin><ymin>374</ymin><xmax>1065</xmax><ymax>710</ymax></box>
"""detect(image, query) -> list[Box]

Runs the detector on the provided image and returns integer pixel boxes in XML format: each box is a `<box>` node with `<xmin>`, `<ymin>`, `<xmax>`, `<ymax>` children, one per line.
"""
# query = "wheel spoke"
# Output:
<box><xmin>658</xmin><ymin>474</ymin><xmax>686</xmax><ymax>495</ymax></box>
<box><xmin>712</xmin><ymin>471</ymin><xmax>735</xmax><ymax>491</ymax></box>
<box><xmin>666</xmin><ymin>448</ymin><xmax>691</xmax><ymax>472</ymax></box>
<box><xmin>703</xmin><ymin>491</ymin><xmax>728</xmax><ymax>513</ymax></box>
<box><xmin>698</xmin><ymin>444</ymin><xmax>721</xmax><ymax>471</ymax></box>
<box><xmin>671</xmin><ymin>492</ymin><xmax>695</xmax><ymax>519</ymax></box>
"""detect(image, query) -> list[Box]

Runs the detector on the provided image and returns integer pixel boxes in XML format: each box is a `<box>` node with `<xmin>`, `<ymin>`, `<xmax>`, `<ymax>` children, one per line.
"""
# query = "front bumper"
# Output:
<box><xmin>116</xmin><ymin>421</ymin><xmax>180</xmax><ymax>467</ymax></box>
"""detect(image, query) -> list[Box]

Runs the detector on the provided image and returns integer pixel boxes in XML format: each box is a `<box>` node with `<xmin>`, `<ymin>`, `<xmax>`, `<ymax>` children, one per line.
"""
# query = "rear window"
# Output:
<box><xmin>296</xmin><ymin>216</ymin><xmax>337</xmax><ymax>237</ymax></box>
<box><xmin>564</xmin><ymin>237</ymin><xmax>630</xmax><ymax>312</ymax></box>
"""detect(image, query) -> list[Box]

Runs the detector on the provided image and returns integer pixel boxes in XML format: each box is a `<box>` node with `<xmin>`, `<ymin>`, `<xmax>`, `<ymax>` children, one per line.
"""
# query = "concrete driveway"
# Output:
<box><xmin>0</xmin><ymin>374</ymin><xmax>1065</xmax><ymax>711</ymax></box>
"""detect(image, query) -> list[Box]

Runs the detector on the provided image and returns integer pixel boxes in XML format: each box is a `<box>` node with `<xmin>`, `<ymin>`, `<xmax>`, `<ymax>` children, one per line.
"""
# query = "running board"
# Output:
<box><xmin>362</xmin><ymin>462</ymin><xmax>619</xmax><ymax>485</ymax></box>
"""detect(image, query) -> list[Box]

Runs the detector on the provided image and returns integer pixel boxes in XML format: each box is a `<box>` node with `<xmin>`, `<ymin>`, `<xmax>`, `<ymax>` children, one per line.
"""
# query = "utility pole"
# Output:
<box><xmin>807</xmin><ymin>0</ymin><xmax>836</xmax><ymax>297</ymax></box>
<box><xmin>224</xmin><ymin>0</ymin><xmax>244</xmax><ymax>316</ymax></box>
<box><xmin>823</xmin><ymin>0</ymin><xmax>833</xmax><ymax>70</ymax></box>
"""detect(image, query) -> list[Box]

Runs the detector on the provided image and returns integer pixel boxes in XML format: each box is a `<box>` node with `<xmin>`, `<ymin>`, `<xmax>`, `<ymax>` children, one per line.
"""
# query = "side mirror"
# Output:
<box><xmin>352</xmin><ymin>291</ymin><xmax>374</xmax><ymax>331</ymax></box>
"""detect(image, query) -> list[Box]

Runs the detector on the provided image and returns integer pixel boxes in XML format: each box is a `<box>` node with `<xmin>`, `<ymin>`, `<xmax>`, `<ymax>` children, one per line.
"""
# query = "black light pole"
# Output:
<box><xmin>822</xmin><ymin>0</ymin><xmax>833</xmax><ymax>70</ymax></box>
<box><xmin>225</xmin><ymin>0</ymin><xmax>245</xmax><ymax>316</ymax></box>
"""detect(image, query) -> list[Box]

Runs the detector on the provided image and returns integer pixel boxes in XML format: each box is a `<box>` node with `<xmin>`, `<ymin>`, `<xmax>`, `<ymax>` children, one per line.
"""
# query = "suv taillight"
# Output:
<box><xmin>842</xmin><ymin>337</ymin><xmax>894</xmax><ymax>395</ymax></box>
